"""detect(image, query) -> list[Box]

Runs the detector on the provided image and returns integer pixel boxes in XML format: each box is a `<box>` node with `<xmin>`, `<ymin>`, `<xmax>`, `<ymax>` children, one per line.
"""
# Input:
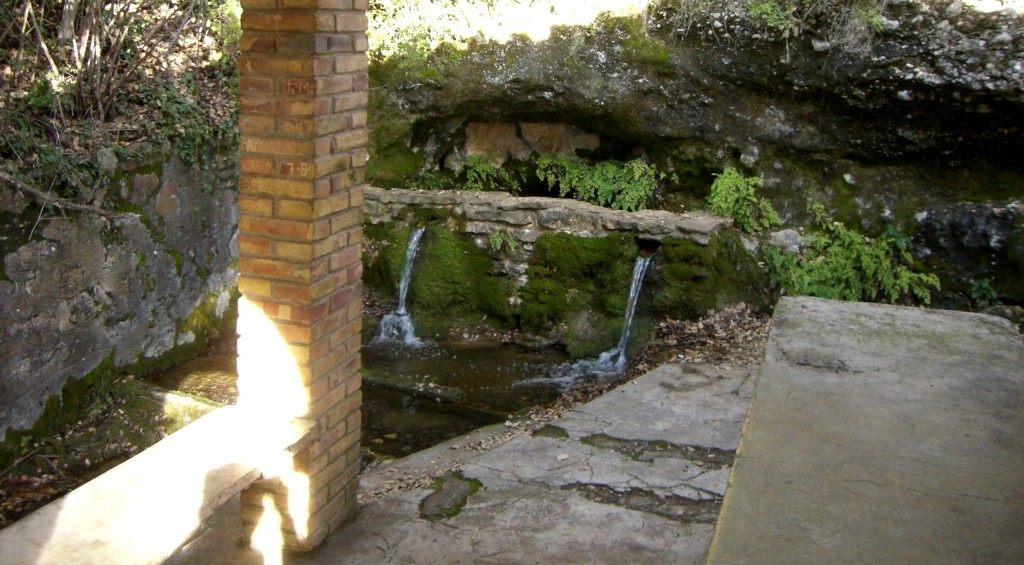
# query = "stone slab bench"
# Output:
<box><xmin>707</xmin><ymin>297</ymin><xmax>1024</xmax><ymax>564</ymax></box>
<box><xmin>0</xmin><ymin>406</ymin><xmax>315</xmax><ymax>565</ymax></box>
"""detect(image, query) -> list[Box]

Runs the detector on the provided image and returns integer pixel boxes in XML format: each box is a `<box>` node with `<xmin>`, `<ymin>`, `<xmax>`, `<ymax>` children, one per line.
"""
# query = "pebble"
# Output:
<box><xmin>990</xmin><ymin>32</ymin><xmax>1012</xmax><ymax>47</ymax></box>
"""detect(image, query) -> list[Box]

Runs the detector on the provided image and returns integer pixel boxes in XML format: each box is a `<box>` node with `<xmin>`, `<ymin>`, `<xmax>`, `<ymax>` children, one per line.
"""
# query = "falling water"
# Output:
<box><xmin>518</xmin><ymin>253</ymin><xmax>653</xmax><ymax>389</ymax></box>
<box><xmin>376</xmin><ymin>226</ymin><xmax>426</xmax><ymax>345</ymax></box>
<box><xmin>586</xmin><ymin>254</ymin><xmax>653</xmax><ymax>373</ymax></box>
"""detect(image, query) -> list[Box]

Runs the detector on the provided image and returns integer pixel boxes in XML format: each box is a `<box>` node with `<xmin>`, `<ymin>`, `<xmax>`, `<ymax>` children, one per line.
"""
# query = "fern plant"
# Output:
<box><xmin>488</xmin><ymin>230</ymin><xmax>518</xmax><ymax>253</ymax></box>
<box><xmin>707</xmin><ymin>168</ymin><xmax>781</xmax><ymax>234</ymax></box>
<box><xmin>764</xmin><ymin>203</ymin><xmax>940</xmax><ymax>304</ymax></box>
<box><xmin>464</xmin><ymin>155</ymin><xmax>523</xmax><ymax>193</ymax></box>
<box><xmin>535</xmin><ymin>156</ymin><xmax>660</xmax><ymax>212</ymax></box>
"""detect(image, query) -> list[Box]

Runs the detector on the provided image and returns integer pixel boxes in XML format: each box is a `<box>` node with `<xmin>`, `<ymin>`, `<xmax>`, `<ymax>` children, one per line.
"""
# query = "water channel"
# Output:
<box><xmin>149</xmin><ymin>235</ymin><xmax>654</xmax><ymax>459</ymax></box>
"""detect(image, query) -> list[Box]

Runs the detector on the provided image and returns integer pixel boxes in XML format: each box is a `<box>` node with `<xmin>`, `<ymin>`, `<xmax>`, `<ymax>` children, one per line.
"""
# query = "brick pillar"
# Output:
<box><xmin>235</xmin><ymin>0</ymin><xmax>368</xmax><ymax>551</ymax></box>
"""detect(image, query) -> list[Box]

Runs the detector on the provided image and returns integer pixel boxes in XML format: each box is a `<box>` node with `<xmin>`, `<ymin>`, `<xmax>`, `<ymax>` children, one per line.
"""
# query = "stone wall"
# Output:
<box><xmin>364</xmin><ymin>186</ymin><xmax>734</xmax><ymax>290</ymax></box>
<box><xmin>0</xmin><ymin>151</ymin><xmax>238</xmax><ymax>435</ymax></box>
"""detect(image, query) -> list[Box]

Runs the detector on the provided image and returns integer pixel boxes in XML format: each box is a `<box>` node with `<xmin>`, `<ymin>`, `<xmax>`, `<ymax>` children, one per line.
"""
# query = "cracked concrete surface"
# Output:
<box><xmin>170</xmin><ymin>360</ymin><xmax>749</xmax><ymax>564</ymax></box>
<box><xmin>164</xmin><ymin>297</ymin><xmax>1021</xmax><ymax>564</ymax></box>
<box><xmin>554</xmin><ymin>363</ymin><xmax>756</xmax><ymax>451</ymax></box>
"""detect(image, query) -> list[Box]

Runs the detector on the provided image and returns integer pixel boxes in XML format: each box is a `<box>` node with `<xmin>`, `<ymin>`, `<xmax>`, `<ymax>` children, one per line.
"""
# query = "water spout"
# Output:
<box><xmin>591</xmin><ymin>254</ymin><xmax>652</xmax><ymax>373</ymax></box>
<box><xmin>376</xmin><ymin>226</ymin><xmax>426</xmax><ymax>346</ymax></box>
<box><xmin>518</xmin><ymin>253</ymin><xmax>653</xmax><ymax>389</ymax></box>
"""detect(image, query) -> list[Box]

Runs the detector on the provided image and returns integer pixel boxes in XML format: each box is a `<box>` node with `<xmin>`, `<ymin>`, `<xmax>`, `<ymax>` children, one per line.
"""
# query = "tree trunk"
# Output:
<box><xmin>57</xmin><ymin>0</ymin><xmax>80</xmax><ymax>46</ymax></box>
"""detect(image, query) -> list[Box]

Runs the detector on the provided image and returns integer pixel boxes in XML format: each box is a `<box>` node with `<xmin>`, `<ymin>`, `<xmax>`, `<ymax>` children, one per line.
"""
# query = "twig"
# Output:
<box><xmin>0</xmin><ymin>448</ymin><xmax>39</xmax><ymax>477</ymax></box>
<box><xmin>0</xmin><ymin>170</ymin><xmax>122</xmax><ymax>219</ymax></box>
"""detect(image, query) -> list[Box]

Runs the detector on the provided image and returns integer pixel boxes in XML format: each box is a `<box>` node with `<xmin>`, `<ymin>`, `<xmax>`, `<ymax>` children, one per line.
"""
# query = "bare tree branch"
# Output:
<box><xmin>0</xmin><ymin>170</ymin><xmax>122</xmax><ymax>220</ymax></box>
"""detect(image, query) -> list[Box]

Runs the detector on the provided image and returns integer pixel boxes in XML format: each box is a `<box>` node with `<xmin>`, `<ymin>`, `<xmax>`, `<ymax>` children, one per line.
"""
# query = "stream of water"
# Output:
<box><xmin>148</xmin><ymin>248</ymin><xmax>654</xmax><ymax>459</ymax></box>
<box><xmin>375</xmin><ymin>226</ymin><xmax>426</xmax><ymax>346</ymax></box>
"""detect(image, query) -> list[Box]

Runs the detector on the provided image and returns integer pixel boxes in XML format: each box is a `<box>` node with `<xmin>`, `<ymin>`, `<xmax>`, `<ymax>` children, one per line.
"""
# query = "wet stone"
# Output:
<box><xmin>419</xmin><ymin>472</ymin><xmax>480</xmax><ymax>521</ymax></box>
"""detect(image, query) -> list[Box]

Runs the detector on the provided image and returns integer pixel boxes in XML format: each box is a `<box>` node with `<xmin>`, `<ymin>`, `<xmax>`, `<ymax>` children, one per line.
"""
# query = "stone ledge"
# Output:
<box><xmin>365</xmin><ymin>186</ymin><xmax>730</xmax><ymax>244</ymax></box>
<box><xmin>0</xmin><ymin>406</ymin><xmax>315</xmax><ymax>565</ymax></box>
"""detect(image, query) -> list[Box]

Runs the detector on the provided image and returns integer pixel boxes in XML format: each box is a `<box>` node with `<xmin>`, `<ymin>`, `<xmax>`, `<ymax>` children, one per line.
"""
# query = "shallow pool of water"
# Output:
<box><xmin>145</xmin><ymin>335</ymin><xmax>573</xmax><ymax>458</ymax></box>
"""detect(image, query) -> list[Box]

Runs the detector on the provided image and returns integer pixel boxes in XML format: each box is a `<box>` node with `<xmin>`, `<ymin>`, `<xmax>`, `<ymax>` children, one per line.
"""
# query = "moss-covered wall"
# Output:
<box><xmin>363</xmin><ymin>207</ymin><xmax>769</xmax><ymax>357</ymax></box>
<box><xmin>409</xmin><ymin>223</ymin><xmax>514</xmax><ymax>337</ymax></box>
<box><xmin>0</xmin><ymin>148</ymin><xmax>239</xmax><ymax>436</ymax></box>
<box><xmin>520</xmin><ymin>232</ymin><xmax>637</xmax><ymax>357</ymax></box>
<box><xmin>649</xmin><ymin>232</ymin><xmax>770</xmax><ymax>320</ymax></box>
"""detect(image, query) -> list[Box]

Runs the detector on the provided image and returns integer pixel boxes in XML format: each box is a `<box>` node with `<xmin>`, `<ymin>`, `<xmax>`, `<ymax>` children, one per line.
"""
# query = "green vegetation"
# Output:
<box><xmin>970</xmin><ymin>278</ymin><xmax>1000</xmax><ymax>308</ymax></box>
<box><xmin>409</xmin><ymin>224</ymin><xmax>514</xmax><ymax>336</ymax></box>
<box><xmin>488</xmin><ymin>230</ymin><xmax>519</xmax><ymax>253</ymax></box>
<box><xmin>419</xmin><ymin>472</ymin><xmax>483</xmax><ymax>521</ymax></box>
<box><xmin>1</xmin><ymin>358</ymin><xmax>158</xmax><ymax>477</ymax></box>
<box><xmin>420</xmin><ymin>155</ymin><xmax>528</xmax><ymax>193</ymax></box>
<box><xmin>707</xmin><ymin>167</ymin><xmax>781</xmax><ymax>235</ymax></box>
<box><xmin>536</xmin><ymin>156</ymin><xmax>664</xmax><ymax>212</ymax></box>
<box><xmin>519</xmin><ymin>233</ymin><xmax>638</xmax><ymax>356</ymax></box>
<box><xmin>742</xmin><ymin>0</ymin><xmax>887</xmax><ymax>56</ymax></box>
<box><xmin>650</xmin><ymin>232</ymin><xmax>769</xmax><ymax>319</ymax></box>
<box><xmin>764</xmin><ymin>204</ymin><xmax>940</xmax><ymax>304</ymax></box>
<box><xmin>1</xmin><ymin>0</ymin><xmax>239</xmax><ymax>205</ymax></box>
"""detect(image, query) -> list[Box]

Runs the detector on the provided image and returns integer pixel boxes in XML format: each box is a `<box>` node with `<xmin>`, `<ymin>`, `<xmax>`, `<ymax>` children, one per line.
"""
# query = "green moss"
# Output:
<box><xmin>366</xmin><ymin>85</ymin><xmax>424</xmax><ymax>187</ymax></box>
<box><xmin>419</xmin><ymin>472</ymin><xmax>482</xmax><ymax>521</ymax></box>
<box><xmin>409</xmin><ymin>224</ymin><xmax>513</xmax><ymax>336</ymax></box>
<box><xmin>125</xmin><ymin>290</ymin><xmax>238</xmax><ymax>378</ymax></box>
<box><xmin>366</xmin><ymin>62</ymin><xmax>427</xmax><ymax>187</ymax></box>
<box><xmin>622</xmin><ymin>30</ymin><xmax>673</xmax><ymax>76</ymax></box>
<box><xmin>519</xmin><ymin>233</ymin><xmax>637</xmax><ymax>356</ymax></box>
<box><xmin>649</xmin><ymin>231</ymin><xmax>769</xmax><ymax>320</ymax></box>
<box><xmin>533</xmin><ymin>424</ymin><xmax>570</xmax><ymax>439</ymax></box>
<box><xmin>363</xmin><ymin>222</ymin><xmax>414</xmax><ymax>301</ymax></box>
<box><xmin>167</xmin><ymin>249</ymin><xmax>184</xmax><ymax>274</ymax></box>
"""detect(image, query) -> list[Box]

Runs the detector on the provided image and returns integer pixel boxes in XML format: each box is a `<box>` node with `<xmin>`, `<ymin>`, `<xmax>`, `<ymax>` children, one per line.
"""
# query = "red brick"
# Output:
<box><xmin>241</xmin><ymin>12</ymin><xmax>317</xmax><ymax>33</ymax></box>
<box><xmin>277</xmin><ymin>159</ymin><xmax>316</xmax><ymax>179</ymax></box>
<box><xmin>336</xmin><ymin>14</ymin><xmax>367</xmax><ymax>33</ymax></box>
<box><xmin>238</xmin><ymin>115</ymin><xmax>276</xmax><ymax>134</ymax></box>
<box><xmin>240</xmin><ymin>55</ymin><xmax>315</xmax><ymax>77</ymax></box>
<box><xmin>315</xmin><ymin>114</ymin><xmax>350</xmax><ymax>136</ymax></box>
<box><xmin>280</xmin><ymin>78</ymin><xmax>317</xmax><ymax>96</ymax></box>
<box><xmin>329</xmin><ymin>209</ymin><xmax>362</xmax><ymax>233</ymax></box>
<box><xmin>238</xmin><ymin>234</ymin><xmax>273</xmax><ymax>256</ymax></box>
<box><xmin>240</xmin><ymin>34</ymin><xmax>276</xmax><ymax>53</ymax></box>
<box><xmin>239</xmin><ymin>175</ymin><xmax>314</xmax><ymax>199</ymax></box>
<box><xmin>277</xmin><ymin>199</ymin><xmax>315</xmax><ymax>220</ymax></box>
<box><xmin>334</xmin><ymin>53</ymin><xmax>367</xmax><ymax>74</ymax></box>
<box><xmin>332</xmin><ymin>91</ymin><xmax>367</xmax><ymax>113</ymax></box>
<box><xmin>239</xmin><ymin>76</ymin><xmax>275</xmax><ymax>94</ymax></box>
<box><xmin>238</xmin><ymin>257</ymin><xmax>311</xmax><ymax>281</ymax></box>
<box><xmin>274</xmin><ymin>240</ymin><xmax>315</xmax><ymax>261</ymax></box>
<box><xmin>238</xmin><ymin>276</ymin><xmax>273</xmax><ymax>298</ymax></box>
<box><xmin>240</xmin><ymin>136</ymin><xmax>314</xmax><ymax>158</ymax></box>
<box><xmin>274</xmin><ymin>282</ymin><xmax>313</xmax><ymax>302</ymax></box>
<box><xmin>276</xmin><ymin>321</ymin><xmax>313</xmax><ymax>345</ymax></box>
<box><xmin>329</xmin><ymin>245</ymin><xmax>361</xmax><ymax>274</ymax></box>
<box><xmin>317</xmin><ymin>74</ymin><xmax>353</xmax><ymax>96</ymax></box>
<box><xmin>238</xmin><ymin>194</ymin><xmax>274</xmax><ymax>216</ymax></box>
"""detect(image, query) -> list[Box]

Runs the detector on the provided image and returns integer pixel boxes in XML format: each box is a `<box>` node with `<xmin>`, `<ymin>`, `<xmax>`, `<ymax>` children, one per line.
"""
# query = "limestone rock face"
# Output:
<box><xmin>368</xmin><ymin>4</ymin><xmax>1024</xmax><ymax>307</ymax></box>
<box><xmin>0</xmin><ymin>153</ymin><xmax>238</xmax><ymax>435</ymax></box>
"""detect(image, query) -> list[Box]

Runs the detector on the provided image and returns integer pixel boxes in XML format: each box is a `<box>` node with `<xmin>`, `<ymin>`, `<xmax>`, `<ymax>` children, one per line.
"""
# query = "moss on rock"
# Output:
<box><xmin>519</xmin><ymin>232</ymin><xmax>637</xmax><ymax>357</ymax></box>
<box><xmin>407</xmin><ymin>223</ymin><xmax>514</xmax><ymax>337</ymax></box>
<box><xmin>649</xmin><ymin>231</ymin><xmax>769</xmax><ymax>320</ymax></box>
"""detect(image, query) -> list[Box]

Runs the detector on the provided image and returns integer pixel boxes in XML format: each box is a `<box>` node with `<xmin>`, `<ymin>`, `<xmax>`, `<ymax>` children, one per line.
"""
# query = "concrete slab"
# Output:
<box><xmin>555</xmin><ymin>362</ymin><xmax>756</xmax><ymax>450</ymax></box>
<box><xmin>708</xmin><ymin>297</ymin><xmax>1024</xmax><ymax>564</ymax></box>
<box><xmin>0</xmin><ymin>407</ymin><xmax>314</xmax><ymax>565</ymax></box>
<box><xmin>167</xmin><ymin>361</ymin><xmax>755</xmax><ymax>564</ymax></box>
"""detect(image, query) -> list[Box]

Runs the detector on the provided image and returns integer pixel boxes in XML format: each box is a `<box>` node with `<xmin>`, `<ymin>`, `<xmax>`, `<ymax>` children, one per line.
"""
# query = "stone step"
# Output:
<box><xmin>707</xmin><ymin>297</ymin><xmax>1024</xmax><ymax>564</ymax></box>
